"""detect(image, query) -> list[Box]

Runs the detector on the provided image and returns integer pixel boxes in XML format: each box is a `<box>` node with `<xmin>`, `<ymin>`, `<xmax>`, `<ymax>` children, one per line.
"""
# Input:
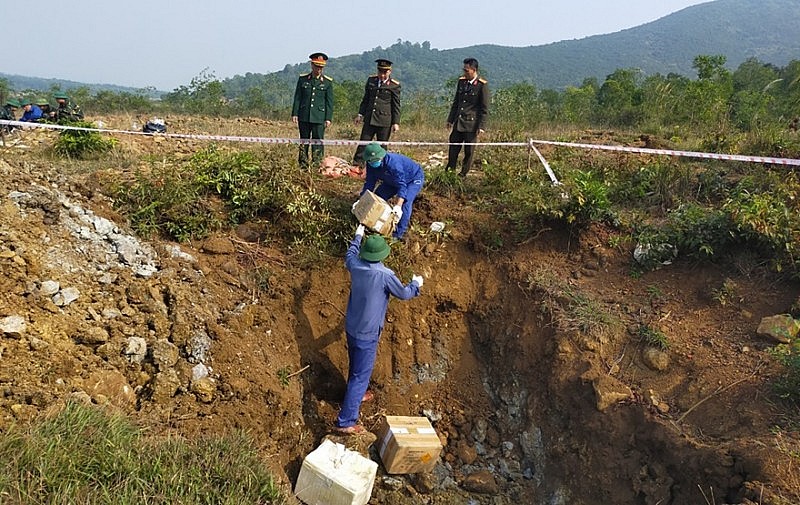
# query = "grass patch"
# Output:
<box><xmin>0</xmin><ymin>402</ymin><xmax>285</xmax><ymax>504</ymax></box>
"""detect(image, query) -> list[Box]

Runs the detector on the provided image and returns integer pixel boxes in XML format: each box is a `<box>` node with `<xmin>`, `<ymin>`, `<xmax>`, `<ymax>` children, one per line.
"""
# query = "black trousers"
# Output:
<box><xmin>446</xmin><ymin>129</ymin><xmax>479</xmax><ymax>175</ymax></box>
<box><xmin>352</xmin><ymin>123</ymin><xmax>392</xmax><ymax>164</ymax></box>
<box><xmin>298</xmin><ymin>121</ymin><xmax>326</xmax><ymax>169</ymax></box>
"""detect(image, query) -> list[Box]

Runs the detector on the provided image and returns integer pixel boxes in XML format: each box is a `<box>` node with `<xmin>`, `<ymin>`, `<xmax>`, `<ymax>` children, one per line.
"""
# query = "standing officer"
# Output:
<box><xmin>292</xmin><ymin>52</ymin><xmax>334</xmax><ymax>169</ymax></box>
<box><xmin>352</xmin><ymin>59</ymin><xmax>401</xmax><ymax>166</ymax></box>
<box><xmin>446</xmin><ymin>57</ymin><xmax>490</xmax><ymax>176</ymax></box>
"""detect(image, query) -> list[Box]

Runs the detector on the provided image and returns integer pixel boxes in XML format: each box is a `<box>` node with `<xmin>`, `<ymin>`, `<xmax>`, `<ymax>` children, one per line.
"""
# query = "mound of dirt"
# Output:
<box><xmin>1</xmin><ymin>119</ymin><xmax>798</xmax><ymax>504</ymax></box>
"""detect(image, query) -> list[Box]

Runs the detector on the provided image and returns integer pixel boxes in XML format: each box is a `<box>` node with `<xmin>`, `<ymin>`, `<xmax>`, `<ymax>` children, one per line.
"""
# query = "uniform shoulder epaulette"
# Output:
<box><xmin>300</xmin><ymin>72</ymin><xmax>310</xmax><ymax>77</ymax></box>
<box><xmin>478</xmin><ymin>77</ymin><xmax>488</xmax><ymax>84</ymax></box>
<box><xmin>324</xmin><ymin>75</ymin><xmax>334</xmax><ymax>81</ymax></box>
<box><xmin>369</xmin><ymin>74</ymin><xmax>379</xmax><ymax>78</ymax></box>
<box><xmin>390</xmin><ymin>78</ymin><xmax>400</xmax><ymax>85</ymax></box>
<box><xmin>458</xmin><ymin>76</ymin><xmax>468</xmax><ymax>80</ymax></box>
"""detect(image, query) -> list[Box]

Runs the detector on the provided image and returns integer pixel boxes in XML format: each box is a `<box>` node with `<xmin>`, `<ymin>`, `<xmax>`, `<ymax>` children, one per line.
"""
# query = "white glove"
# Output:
<box><xmin>352</xmin><ymin>201</ymin><xmax>358</xmax><ymax>211</ymax></box>
<box><xmin>391</xmin><ymin>205</ymin><xmax>403</xmax><ymax>220</ymax></box>
<box><xmin>355</xmin><ymin>224</ymin><xmax>365</xmax><ymax>237</ymax></box>
<box><xmin>411</xmin><ymin>274</ymin><xmax>424</xmax><ymax>288</ymax></box>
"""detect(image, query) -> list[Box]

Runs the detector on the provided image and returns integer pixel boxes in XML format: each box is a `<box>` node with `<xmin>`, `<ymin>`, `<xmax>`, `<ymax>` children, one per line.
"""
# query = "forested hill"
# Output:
<box><xmin>225</xmin><ymin>0</ymin><xmax>800</xmax><ymax>96</ymax></box>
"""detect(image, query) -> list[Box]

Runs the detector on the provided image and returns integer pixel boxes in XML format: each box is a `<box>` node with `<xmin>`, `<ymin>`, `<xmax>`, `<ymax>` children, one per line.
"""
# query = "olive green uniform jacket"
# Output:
<box><xmin>292</xmin><ymin>73</ymin><xmax>334</xmax><ymax>124</ymax></box>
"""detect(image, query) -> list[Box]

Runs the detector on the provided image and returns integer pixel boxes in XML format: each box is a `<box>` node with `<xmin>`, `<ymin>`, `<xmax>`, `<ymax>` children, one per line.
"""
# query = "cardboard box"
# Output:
<box><xmin>294</xmin><ymin>439</ymin><xmax>378</xmax><ymax>505</ymax></box>
<box><xmin>352</xmin><ymin>190</ymin><xmax>396</xmax><ymax>236</ymax></box>
<box><xmin>377</xmin><ymin>415</ymin><xmax>443</xmax><ymax>474</ymax></box>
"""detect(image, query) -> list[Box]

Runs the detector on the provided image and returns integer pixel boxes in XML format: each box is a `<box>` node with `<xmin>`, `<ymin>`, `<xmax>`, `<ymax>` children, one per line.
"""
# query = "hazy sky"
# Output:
<box><xmin>1</xmin><ymin>0</ymin><xmax>712</xmax><ymax>91</ymax></box>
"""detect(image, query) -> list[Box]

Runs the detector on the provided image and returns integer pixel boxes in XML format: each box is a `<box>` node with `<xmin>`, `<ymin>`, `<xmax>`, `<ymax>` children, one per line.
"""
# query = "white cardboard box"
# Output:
<box><xmin>294</xmin><ymin>439</ymin><xmax>378</xmax><ymax>505</ymax></box>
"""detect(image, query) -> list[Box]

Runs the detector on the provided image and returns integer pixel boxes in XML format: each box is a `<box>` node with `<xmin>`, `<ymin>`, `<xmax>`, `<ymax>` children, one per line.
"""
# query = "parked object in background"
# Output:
<box><xmin>143</xmin><ymin>118</ymin><xmax>166</xmax><ymax>133</ymax></box>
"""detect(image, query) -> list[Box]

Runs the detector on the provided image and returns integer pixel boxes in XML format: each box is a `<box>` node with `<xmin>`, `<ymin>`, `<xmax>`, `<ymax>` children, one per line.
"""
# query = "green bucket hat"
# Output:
<box><xmin>35</xmin><ymin>98</ymin><xmax>49</xmax><ymax>106</ymax></box>
<box><xmin>53</xmin><ymin>92</ymin><xmax>69</xmax><ymax>100</ymax></box>
<box><xmin>19</xmin><ymin>98</ymin><xmax>32</xmax><ymax>106</ymax></box>
<box><xmin>363</xmin><ymin>142</ymin><xmax>387</xmax><ymax>163</ymax></box>
<box><xmin>359</xmin><ymin>234</ymin><xmax>391</xmax><ymax>262</ymax></box>
<box><xmin>5</xmin><ymin>98</ymin><xmax>19</xmax><ymax>108</ymax></box>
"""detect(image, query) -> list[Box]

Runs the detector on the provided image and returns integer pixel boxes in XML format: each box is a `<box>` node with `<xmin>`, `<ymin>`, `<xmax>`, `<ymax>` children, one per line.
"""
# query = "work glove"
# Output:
<box><xmin>352</xmin><ymin>200</ymin><xmax>358</xmax><ymax>211</ymax></box>
<box><xmin>355</xmin><ymin>224</ymin><xmax>366</xmax><ymax>237</ymax></box>
<box><xmin>411</xmin><ymin>274</ymin><xmax>424</xmax><ymax>288</ymax></box>
<box><xmin>391</xmin><ymin>205</ymin><xmax>403</xmax><ymax>220</ymax></box>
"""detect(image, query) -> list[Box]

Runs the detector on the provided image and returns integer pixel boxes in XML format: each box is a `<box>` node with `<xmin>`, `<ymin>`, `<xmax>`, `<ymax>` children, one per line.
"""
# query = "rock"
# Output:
<box><xmin>756</xmin><ymin>314</ymin><xmax>799</xmax><ymax>344</ymax></box>
<box><xmin>0</xmin><ymin>315</ymin><xmax>27</xmax><ymax>337</ymax></box>
<box><xmin>456</xmin><ymin>440</ymin><xmax>478</xmax><ymax>465</ymax></box>
<box><xmin>381</xmin><ymin>476</ymin><xmax>405</xmax><ymax>492</ymax></box>
<box><xmin>187</xmin><ymin>330</ymin><xmax>212</xmax><ymax>363</ymax></box>
<box><xmin>192</xmin><ymin>363</ymin><xmax>209</xmax><ymax>381</ymax></box>
<box><xmin>53</xmin><ymin>286</ymin><xmax>80</xmax><ymax>306</ymax></box>
<box><xmin>410</xmin><ymin>472</ymin><xmax>436</xmax><ymax>494</ymax></box>
<box><xmin>152</xmin><ymin>339</ymin><xmax>179</xmax><ymax>369</ymax></box>
<box><xmin>642</xmin><ymin>347</ymin><xmax>670</xmax><ymax>371</ymax></box>
<box><xmin>583</xmin><ymin>370</ymin><xmax>632</xmax><ymax>412</ymax></box>
<box><xmin>462</xmin><ymin>470</ymin><xmax>498</xmax><ymax>494</ymax></box>
<box><xmin>80</xmin><ymin>326</ymin><xmax>110</xmax><ymax>345</ymax></box>
<box><xmin>124</xmin><ymin>337</ymin><xmax>147</xmax><ymax>364</ymax></box>
<box><xmin>201</xmin><ymin>237</ymin><xmax>235</xmax><ymax>255</ymax></box>
<box><xmin>85</xmin><ymin>370</ymin><xmax>136</xmax><ymax>407</ymax></box>
<box><xmin>39</xmin><ymin>280</ymin><xmax>60</xmax><ymax>296</ymax></box>
<box><xmin>191</xmin><ymin>377</ymin><xmax>216</xmax><ymax>403</ymax></box>
<box><xmin>150</xmin><ymin>369</ymin><xmax>181</xmax><ymax>403</ymax></box>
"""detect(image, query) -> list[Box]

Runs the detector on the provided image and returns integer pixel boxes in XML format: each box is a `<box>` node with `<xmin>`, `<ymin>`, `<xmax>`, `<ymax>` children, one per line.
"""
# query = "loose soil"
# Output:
<box><xmin>1</xmin><ymin>116</ymin><xmax>799</xmax><ymax>505</ymax></box>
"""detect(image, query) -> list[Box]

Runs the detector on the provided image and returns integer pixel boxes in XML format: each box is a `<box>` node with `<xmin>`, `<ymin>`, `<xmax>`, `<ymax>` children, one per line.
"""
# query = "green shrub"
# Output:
<box><xmin>769</xmin><ymin>340</ymin><xmax>800</xmax><ymax>404</ymax></box>
<box><xmin>564</xmin><ymin>169</ymin><xmax>613</xmax><ymax>225</ymax></box>
<box><xmin>114</xmin><ymin>164</ymin><xmax>219</xmax><ymax>242</ymax></box>
<box><xmin>53</xmin><ymin>121</ymin><xmax>116</xmax><ymax>159</ymax></box>
<box><xmin>638</xmin><ymin>324</ymin><xmax>670</xmax><ymax>350</ymax></box>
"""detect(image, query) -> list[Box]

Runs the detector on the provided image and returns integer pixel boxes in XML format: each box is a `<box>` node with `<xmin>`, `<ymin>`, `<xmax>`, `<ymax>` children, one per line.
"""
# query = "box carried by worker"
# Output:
<box><xmin>294</xmin><ymin>439</ymin><xmax>378</xmax><ymax>505</ymax></box>
<box><xmin>377</xmin><ymin>415</ymin><xmax>443</xmax><ymax>474</ymax></box>
<box><xmin>352</xmin><ymin>190</ymin><xmax>397</xmax><ymax>237</ymax></box>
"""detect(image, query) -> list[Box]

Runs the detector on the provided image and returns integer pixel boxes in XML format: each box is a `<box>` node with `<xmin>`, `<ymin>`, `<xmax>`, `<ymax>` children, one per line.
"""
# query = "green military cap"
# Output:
<box><xmin>363</xmin><ymin>142</ymin><xmax>387</xmax><ymax>163</ymax></box>
<box><xmin>35</xmin><ymin>98</ymin><xmax>49</xmax><ymax>106</ymax></box>
<box><xmin>5</xmin><ymin>98</ymin><xmax>20</xmax><ymax>108</ymax></box>
<box><xmin>19</xmin><ymin>98</ymin><xmax>32</xmax><ymax>106</ymax></box>
<box><xmin>53</xmin><ymin>92</ymin><xmax>69</xmax><ymax>99</ymax></box>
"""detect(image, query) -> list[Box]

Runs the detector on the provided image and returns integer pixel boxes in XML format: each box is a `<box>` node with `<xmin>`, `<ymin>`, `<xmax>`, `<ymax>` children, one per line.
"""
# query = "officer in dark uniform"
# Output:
<box><xmin>446</xmin><ymin>57</ymin><xmax>490</xmax><ymax>176</ymax></box>
<box><xmin>352</xmin><ymin>58</ymin><xmax>401</xmax><ymax>166</ymax></box>
<box><xmin>292</xmin><ymin>52</ymin><xmax>334</xmax><ymax>169</ymax></box>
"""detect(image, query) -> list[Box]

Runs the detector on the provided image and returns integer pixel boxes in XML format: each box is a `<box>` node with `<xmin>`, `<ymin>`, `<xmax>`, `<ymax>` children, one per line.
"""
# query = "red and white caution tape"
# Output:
<box><xmin>2</xmin><ymin>120</ymin><xmax>798</xmax><ymax>166</ymax></box>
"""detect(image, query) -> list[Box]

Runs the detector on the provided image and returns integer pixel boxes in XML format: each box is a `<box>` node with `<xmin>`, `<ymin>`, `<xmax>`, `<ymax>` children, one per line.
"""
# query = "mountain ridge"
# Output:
<box><xmin>3</xmin><ymin>0</ymin><xmax>798</xmax><ymax>96</ymax></box>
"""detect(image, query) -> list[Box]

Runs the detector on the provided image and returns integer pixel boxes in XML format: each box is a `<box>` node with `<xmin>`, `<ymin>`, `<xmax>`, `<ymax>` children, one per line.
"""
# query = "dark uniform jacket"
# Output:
<box><xmin>447</xmin><ymin>76</ymin><xmax>489</xmax><ymax>133</ymax></box>
<box><xmin>292</xmin><ymin>73</ymin><xmax>334</xmax><ymax>124</ymax></box>
<box><xmin>358</xmin><ymin>75</ymin><xmax>401</xmax><ymax>128</ymax></box>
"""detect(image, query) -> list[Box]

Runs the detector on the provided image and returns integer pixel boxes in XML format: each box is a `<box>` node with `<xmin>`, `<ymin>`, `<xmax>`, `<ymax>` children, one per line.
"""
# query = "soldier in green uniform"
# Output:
<box><xmin>52</xmin><ymin>91</ymin><xmax>84</xmax><ymax>123</ymax></box>
<box><xmin>446</xmin><ymin>57</ymin><xmax>490</xmax><ymax>176</ymax></box>
<box><xmin>35</xmin><ymin>98</ymin><xmax>52</xmax><ymax>117</ymax></box>
<box><xmin>291</xmin><ymin>52</ymin><xmax>334</xmax><ymax>169</ymax></box>
<box><xmin>352</xmin><ymin>58</ymin><xmax>401</xmax><ymax>166</ymax></box>
<box><xmin>1</xmin><ymin>98</ymin><xmax>19</xmax><ymax>133</ymax></box>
